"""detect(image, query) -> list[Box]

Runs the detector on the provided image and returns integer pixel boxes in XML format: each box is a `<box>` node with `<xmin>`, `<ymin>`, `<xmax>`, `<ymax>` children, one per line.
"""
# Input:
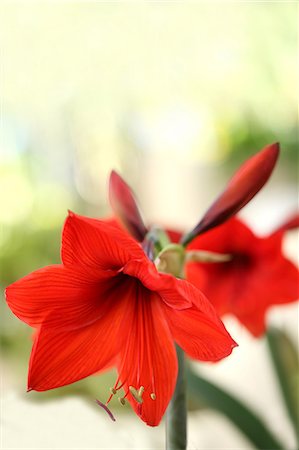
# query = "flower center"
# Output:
<box><xmin>231</xmin><ymin>252</ymin><xmax>252</xmax><ymax>267</ymax></box>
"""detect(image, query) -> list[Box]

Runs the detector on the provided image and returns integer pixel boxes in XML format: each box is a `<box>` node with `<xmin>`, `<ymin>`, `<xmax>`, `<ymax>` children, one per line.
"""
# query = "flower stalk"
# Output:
<box><xmin>166</xmin><ymin>345</ymin><xmax>187</xmax><ymax>450</ymax></box>
<box><xmin>162</xmin><ymin>242</ymin><xmax>187</xmax><ymax>450</ymax></box>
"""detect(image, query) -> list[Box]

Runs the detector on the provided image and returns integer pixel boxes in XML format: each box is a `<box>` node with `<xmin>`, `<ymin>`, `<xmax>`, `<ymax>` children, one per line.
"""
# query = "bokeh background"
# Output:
<box><xmin>0</xmin><ymin>2</ymin><xmax>298</xmax><ymax>449</ymax></box>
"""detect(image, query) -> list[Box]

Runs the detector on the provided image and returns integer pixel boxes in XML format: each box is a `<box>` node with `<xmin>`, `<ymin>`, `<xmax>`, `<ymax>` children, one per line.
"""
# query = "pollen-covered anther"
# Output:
<box><xmin>109</xmin><ymin>387</ymin><xmax>117</xmax><ymax>395</ymax></box>
<box><xmin>118</xmin><ymin>397</ymin><xmax>126</xmax><ymax>406</ymax></box>
<box><xmin>138</xmin><ymin>386</ymin><xmax>144</xmax><ymax>397</ymax></box>
<box><xmin>150</xmin><ymin>393</ymin><xmax>156</xmax><ymax>400</ymax></box>
<box><xmin>129</xmin><ymin>385</ymin><xmax>144</xmax><ymax>404</ymax></box>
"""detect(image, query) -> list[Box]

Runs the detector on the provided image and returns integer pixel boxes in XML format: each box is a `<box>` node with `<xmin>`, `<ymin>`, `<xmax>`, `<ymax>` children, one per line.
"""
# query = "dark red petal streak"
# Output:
<box><xmin>183</xmin><ymin>143</ymin><xmax>279</xmax><ymax>242</ymax></box>
<box><xmin>61</xmin><ymin>212</ymin><xmax>146</xmax><ymax>269</ymax></box>
<box><xmin>116</xmin><ymin>284</ymin><xmax>177</xmax><ymax>426</ymax></box>
<box><xmin>109</xmin><ymin>171</ymin><xmax>148</xmax><ymax>241</ymax></box>
<box><xmin>28</xmin><ymin>289</ymin><xmax>129</xmax><ymax>391</ymax></box>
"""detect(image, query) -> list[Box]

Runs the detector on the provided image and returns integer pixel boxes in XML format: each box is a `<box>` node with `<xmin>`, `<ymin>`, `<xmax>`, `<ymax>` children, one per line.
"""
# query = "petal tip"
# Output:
<box><xmin>109</xmin><ymin>170</ymin><xmax>125</xmax><ymax>191</ymax></box>
<box><xmin>108</xmin><ymin>170</ymin><xmax>147</xmax><ymax>241</ymax></box>
<box><xmin>4</xmin><ymin>286</ymin><xmax>9</xmax><ymax>300</ymax></box>
<box><xmin>109</xmin><ymin>170</ymin><xmax>120</xmax><ymax>181</ymax></box>
<box><xmin>232</xmin><ymin>339</ymin><xmax>238</xmax><ymax>349</ymax></box>
<box><xmin>182</xmin><ymin>142</ymin><xmax>281</xmax><ymax>244</ymax></box>
<box><xmin>265</xmin><ymin>142</ymin><xmax>280</xmax><ymax>160</ymax></box>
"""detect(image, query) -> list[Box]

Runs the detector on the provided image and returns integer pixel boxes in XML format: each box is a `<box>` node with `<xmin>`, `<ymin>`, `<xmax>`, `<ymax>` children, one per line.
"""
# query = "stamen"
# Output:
<box><xmin>129</xmin><ymin>385</ymin><xmax>143</xmax><ymax>404</ymax></box>
<box><xmin>138</xmin><ymin>386</ymin><xmax>145</xmax><ymax>397</ymax></box>
<box><xmin>106</xmin><ymin>393</ymin><xmax>113</xmax><ymax>405</ymax></box>
<box><xmin>106</xmin><ymin>377</ymin><xmax>128</xmax><ymax>406</ymax></box>
<box><xmin>118</xmin><ymin>397</ymin><xmax>126</xmax><ymax>406</ymax></box>
<box><xmin>113</xmin><ymin>374</ymin><xmax>127</xmax><ymax>393</ymax></box>
<box><xmin>107</xmin><ymin>385</ymin><xmax>120</xmax><ymax>404</ymax></box>
<box><xmin>95</xmin><ymin>399</ymin><xmax>116</xmax><ymax>422</ymax></box>
<box><xmin>150</xmin><ymin>393</ymin><xmax>156</xmax><ymax>400</ymax></box>
<box><xmin>115</xmin><ymin>381</ymin><xmax>125</xmax><ymax>391</ymax></box>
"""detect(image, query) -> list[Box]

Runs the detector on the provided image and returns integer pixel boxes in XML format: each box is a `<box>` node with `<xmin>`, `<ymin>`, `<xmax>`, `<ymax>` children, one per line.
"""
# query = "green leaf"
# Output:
<box><xmin>187</xmin><ymin>367</ymin><xmax>285</xmax><ymax>450</ymax></box>
<box><xmin>266</xmin><ymin>327</ymin><xmax>299</xmax><ymax>444</ymax></box>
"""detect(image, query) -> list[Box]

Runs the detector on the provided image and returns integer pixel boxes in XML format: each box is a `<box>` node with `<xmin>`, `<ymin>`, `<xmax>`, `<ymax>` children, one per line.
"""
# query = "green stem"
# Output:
<box><xmin>166</xmin><ymin>346</ymin><xmax>187</xmax><ymax>450</ymax></box>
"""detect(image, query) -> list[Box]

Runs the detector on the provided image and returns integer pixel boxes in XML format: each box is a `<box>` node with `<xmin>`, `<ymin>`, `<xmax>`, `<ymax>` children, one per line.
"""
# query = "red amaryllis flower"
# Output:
<box><xmin>185</xmin><ymin>215</ymin><xmax>299</xmax><ymax>337</ymax></box>
<box><xmin>5</xmin><ymin>212</ymin><xmax>237</xmax><ymax>426</ymax></box>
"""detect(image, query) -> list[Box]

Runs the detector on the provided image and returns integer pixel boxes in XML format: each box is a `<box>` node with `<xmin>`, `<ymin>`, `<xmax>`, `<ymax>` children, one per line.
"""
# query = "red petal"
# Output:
<box><xmin>122</xmin><ymin>259</ymin><xmax>196</xmax><ymax>310</ymax></box>
<box><xmin>265</xmin><ymin>258</ymin><xmax>299</xmax><ymax>304</ymax></box>
<box><xmin>273</xmin><ymin>212</ymin><xmax>299</xmax><ymax>235</ymax></box>
<box><xmin>252</xmin><ymin>239</ymin><xmax>299</xmax><ymax>311</ymax></box>
<box><xmin>186</xmin><ymin>217</ymin><xmax>299</xmax><ymax>337</ymax></box>
<box><xmin>116</xmin><ymin>287</ymin><xmax>177</xmax><ymax>426</ymax></box>
<box><xmin>28</xmin><ymin>289</ymin><xmax>129</xmax><ymax>391</ymax></box>
<box><xmin>166</xmin><ymin>229</ymin><xmax>183</xmax><ymax>244</ymax></box>
<box><xmin>5</xmin><ymin>265</ymin><xmax>119</xmax><ymax>330</ymax></box>
<box><xmin>101</xmin><ymin>216</ymin><xmax>124</xmax><ymax>229</ymax></box>
<box><xmin>109</xmin><ymin>171</ymin><xmax>148</xmax><ymax>241</ymax></box>
<box><xmin>182</xmin><ymin>143</ymin><xmax>279</xmax><ymax>244</ymax></box>
<box><xmin>61</xmin><ymin>212</ymin><xmax>146</xmax><ymax>269</ymax></box>
<box><xmin>187</xmin><ymin>216</ymin><xmax>256</xmax><ymax>254</ymax></box>
<box><xmin>240</xmin><ymin>256</ymin><xmax>299</xmax><ymax>337</ymax></box>
<box><xmin>186</xmin><ymin>261</ymin><xmax>237</xmax><ymax>317</ymax></box>
<box><xmin>88</xmin><ymin>215</ymin><xmax>137</xmax><ymax>236</ymax></box>
<box><xmin>162</xmin><ymin>294</ymin><xmax>237</xmax><ymax>362</ymax></box>
<box><xmin>237</xmin><ymin>308</ymin><xmax>266</xmax><ymax>337</ymax></box>
<box><xmin>157</xmin><ymin>275</ymin><xmax>198</xmax><ymax>310</ymax></box>
<box><xmin>186</xmin><ymin>218</ymin><xmax>258</xmax><ymax>315</ymax></box>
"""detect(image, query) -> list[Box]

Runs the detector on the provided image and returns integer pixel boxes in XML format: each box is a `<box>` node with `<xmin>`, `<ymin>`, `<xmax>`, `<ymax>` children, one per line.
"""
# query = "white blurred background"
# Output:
<box><xmin>0</xmin><ymin>2</ymin><xmax>298</xmax><ymax>449</ymax></box>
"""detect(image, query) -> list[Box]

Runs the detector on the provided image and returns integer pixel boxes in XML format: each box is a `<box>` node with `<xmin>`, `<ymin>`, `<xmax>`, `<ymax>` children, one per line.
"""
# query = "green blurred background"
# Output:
<box><xmin>0</xmin><ymin>2</ymin><xmax>298</xmax><ymax>449</ymax></box>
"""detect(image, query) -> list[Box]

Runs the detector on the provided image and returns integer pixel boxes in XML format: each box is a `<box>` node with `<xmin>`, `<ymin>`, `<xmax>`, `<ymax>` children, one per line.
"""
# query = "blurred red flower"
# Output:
<box><xmin>185</xmin><ymin>215</ymin><xmax>299</xmax><ymax>336</ymax></box>
<box><xmin>5</xmin><ymin>212</ymin><xmax>236</xmax><ymax>426</ymax></box>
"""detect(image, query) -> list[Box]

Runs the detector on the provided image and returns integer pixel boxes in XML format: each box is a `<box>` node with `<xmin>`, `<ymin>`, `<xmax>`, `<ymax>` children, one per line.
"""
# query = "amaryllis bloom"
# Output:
<box><xmin>185</xmin><ymin>215</ymin><xmax>299</xmax><ymax>337</ymax></box>
<box><xmin>5</xmin><ymin>212</ymin><xmax>237</xmax><ymax>426</ymax></box>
